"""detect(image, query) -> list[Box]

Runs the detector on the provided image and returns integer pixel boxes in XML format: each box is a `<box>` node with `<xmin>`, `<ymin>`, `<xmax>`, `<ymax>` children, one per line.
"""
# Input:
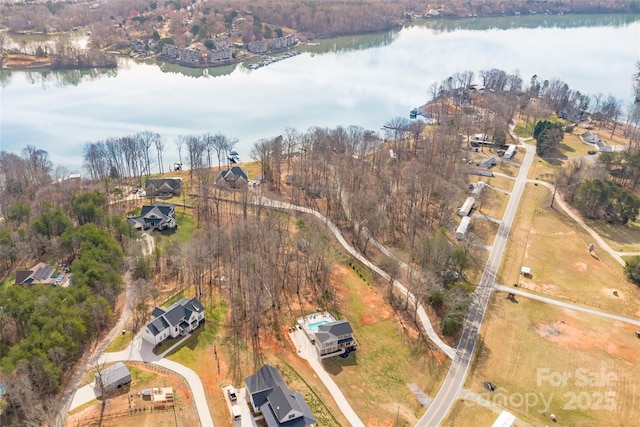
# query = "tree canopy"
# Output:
<box><xmin>533</xmin><ymin>119</ymin><xmax>564</xmax><ymax>156</ymax></box>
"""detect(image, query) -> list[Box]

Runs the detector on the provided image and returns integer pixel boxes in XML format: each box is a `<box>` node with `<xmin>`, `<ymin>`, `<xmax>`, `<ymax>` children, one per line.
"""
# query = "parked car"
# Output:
<box><xmin>227</xmin><ymin>386</ymin><xmax>237</xmax><ymax>401</ymax></box>
<box><xmin>231</xmin><ymin>404</ymin><xmax>241</xmax><ymax>420</ymax></box>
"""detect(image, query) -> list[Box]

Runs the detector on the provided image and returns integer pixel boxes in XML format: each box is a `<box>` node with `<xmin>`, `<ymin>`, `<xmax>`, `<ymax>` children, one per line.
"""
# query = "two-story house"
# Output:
<box><xmin>141</xmin><ymin>298</ymin><xmax>205</xmax><ymax>346</ymax></box>
<box><xmin>313</xmin><ymin>320</ymin><xmax>357</xmax><ymax>358</ymax></box>
<box><xmin>244</xmin><ymin>365</ymin><xmax>316</xmax><ymax>427</ymax></box>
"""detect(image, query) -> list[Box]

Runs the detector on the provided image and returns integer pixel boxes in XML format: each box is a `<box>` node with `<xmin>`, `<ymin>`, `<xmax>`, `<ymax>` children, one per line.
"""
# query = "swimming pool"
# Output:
<box><xmin>307</xmin><ymin>320</ymin><xmax>330</xmax><ymax>333</ymax></box>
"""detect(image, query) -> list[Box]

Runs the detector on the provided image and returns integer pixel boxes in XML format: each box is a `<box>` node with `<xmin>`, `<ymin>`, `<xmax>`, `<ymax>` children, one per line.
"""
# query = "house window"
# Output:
<box><xmin>289</xmin><ymin>414</ymin><xmax>295</xmax><ymax>419</ymax></box>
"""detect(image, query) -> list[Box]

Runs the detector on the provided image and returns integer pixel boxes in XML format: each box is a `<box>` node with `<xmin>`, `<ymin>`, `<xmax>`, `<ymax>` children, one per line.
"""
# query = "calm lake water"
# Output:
<box><xmin>1</xmin><ymin>14</ymin><xmax>639</xmax><ymax>172</ymax></box>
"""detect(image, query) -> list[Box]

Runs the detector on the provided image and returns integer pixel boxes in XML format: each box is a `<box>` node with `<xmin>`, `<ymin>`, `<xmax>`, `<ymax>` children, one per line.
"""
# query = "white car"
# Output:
<box><xmin>231</xmin><ymin>404</ymin><xmax>241</xmax><ymax>420</ymax></box>
<box><xmin>227</xmin><ymin>386</ymin><xmax>237</xmax><ymax>401</ymax></box>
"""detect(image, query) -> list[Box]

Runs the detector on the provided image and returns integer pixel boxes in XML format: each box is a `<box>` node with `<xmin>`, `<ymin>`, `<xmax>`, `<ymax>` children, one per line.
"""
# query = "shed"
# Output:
<box><xmin>520</xmin><ymin>266</ymin><xmax>531</xmax><ymax>277</ymax></box>
<box><xmin>96</xmin><ymin>362</ymin><xmax>131</xmax><ymax>394</ymax></box>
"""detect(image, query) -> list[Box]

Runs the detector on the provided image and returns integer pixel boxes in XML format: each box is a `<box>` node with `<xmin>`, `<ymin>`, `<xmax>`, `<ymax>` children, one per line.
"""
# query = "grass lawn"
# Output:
<box><xmin>322</xmin><ymin>266</ymin><xmax>450</xmax><ymax>426</ymax></box>
<box><xmin>493</xmin><ymin>159</ymin><xmax>519</xmax><ymax>177</ymax></box>
<box><xmin>441</xmin><ymin>398</ymin><xmax>500</xmax><ymax>427</ymax></box>
<box><xmin>514</xmin><ymin>122</ymin><xmax>534</xmax><ymax>138</ymax></box>
<box><xmin>154</xmin><ymin>209</ymin><xmax>200</xmax><ymax>248</ymax></box>
<box><xmin>106</xmin><ymin>331</ymin><xmax>134</xmax><ymax>352</ymax></box>
<box><xmin>584</xmin><ymin>219</ymin><xmax>640</xmax><ymax>253</ymax></box>
<box><xmin>466</xmin><ymin>295</ymin><xmax>640</xmax><ymax>426</ymax></box>
<box><xmin>165</xmin><ymin>296</ymin><xmax>227</xmax><ymax>366</ymax></box>
<box><xmin>557</xmin><ymin>132</ymin><xmax>594</xmax><ymax>158</ymax></box>
<box><xmin>162</xmin><ymin>290</ymin><xmax>186</xmax><ymax>307</ymax></box>
<box><xmin>486</xmin><ymin>175</ymin><xmax>514</xmax><ymax>194</ymax></box>
<box><xmin>469</xmin><ymin>217</ymin><xmax>499</xmax><ymax>248</ymax></box>
<box><xmin>499</xmin><ymin>184</ymin><xmax>640</xmax><ymax>316</ymax></box>
<box><xmin>476</xmin><ymin>187</ymin><xmax>508</xmax><ymax>222</ymax></box>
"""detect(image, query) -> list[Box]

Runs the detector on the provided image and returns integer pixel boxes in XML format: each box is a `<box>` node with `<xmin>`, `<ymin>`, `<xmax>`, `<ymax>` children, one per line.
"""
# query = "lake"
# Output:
<box><xmin>1</xmin><ymin>14</ymin><xmax>639</xmax><ymax>173</ymax></box>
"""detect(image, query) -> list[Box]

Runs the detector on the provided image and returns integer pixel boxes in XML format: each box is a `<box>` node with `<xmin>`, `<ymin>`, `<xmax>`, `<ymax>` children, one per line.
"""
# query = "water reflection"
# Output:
<box><xmin>0</xmin><ymin>67</ymin><xmax>118</xmax><ymax>89</ymax></box>
<box><xmin>155</xmin><ymin>60</ymin><xmax>238</xmax><ymax>78</ymax></box>
<box><xmin>417</xmin><ymin>13</ymin><xmax>640</xmax><ymax>32</ymax></box>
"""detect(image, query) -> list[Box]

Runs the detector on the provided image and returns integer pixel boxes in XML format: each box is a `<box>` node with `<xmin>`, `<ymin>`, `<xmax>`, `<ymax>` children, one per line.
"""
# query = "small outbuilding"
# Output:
<box><xmin>96</xmin><ymin>362</ymin><xmax>131</xmax><ymax>394</ymax></box>
<box><xmin>520</xmin><ymin>266</ymin><xmax>531</xmax><ymax>277</ymax></box>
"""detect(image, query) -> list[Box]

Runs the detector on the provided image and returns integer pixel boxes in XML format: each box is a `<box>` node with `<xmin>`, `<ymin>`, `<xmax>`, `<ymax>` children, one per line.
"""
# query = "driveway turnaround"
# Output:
<box><xmin>69</xmin><ymin>333</ymin><xmax>214</xmax><ymax>427</ymax></box>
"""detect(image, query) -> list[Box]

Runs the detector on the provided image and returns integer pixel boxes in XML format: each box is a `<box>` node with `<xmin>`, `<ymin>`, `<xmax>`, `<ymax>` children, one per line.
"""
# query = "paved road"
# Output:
<box><xmin>494</xmin><ymin>284</ymin><xmax>640</xmax><ymax>327</ymax></box>
<box><xmin>417</xmin><ymin>142</ymin><xmax>536</xmax><ymax>426</ymax></box>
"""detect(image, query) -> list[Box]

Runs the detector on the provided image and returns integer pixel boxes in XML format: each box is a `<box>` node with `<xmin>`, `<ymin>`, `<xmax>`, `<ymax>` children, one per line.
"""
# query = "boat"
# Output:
<box><xmin>227</xmin><ymin>150</ymin><xmax>240</xmax><ymax>164</ymax></box>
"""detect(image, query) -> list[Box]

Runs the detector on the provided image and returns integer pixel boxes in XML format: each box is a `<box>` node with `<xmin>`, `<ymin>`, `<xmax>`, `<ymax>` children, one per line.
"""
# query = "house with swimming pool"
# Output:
<box><xmin>298</xmin><ymin>313</ymin><xmax>357</xmax><ymax>359</ymax></box>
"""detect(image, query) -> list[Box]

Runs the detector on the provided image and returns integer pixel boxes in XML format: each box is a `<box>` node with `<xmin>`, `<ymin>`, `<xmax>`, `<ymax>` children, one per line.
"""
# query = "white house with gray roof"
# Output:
<box><xmin>312</xmin><ymin>320</ymin><xmax>357</xmax><ymax>358</ymax></box>
<box><xmin>244</xmin><ymin>365</ymin><xmax>316</xmax><ymax>427</ymax></box>
<box><xmin>141</xmin><ymin>298</ymin><xmax>205</xmax><ymax>346</ymax></box>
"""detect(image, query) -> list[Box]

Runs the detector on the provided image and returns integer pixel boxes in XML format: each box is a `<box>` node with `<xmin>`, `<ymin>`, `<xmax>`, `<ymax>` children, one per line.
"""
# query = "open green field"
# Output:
<box><xmin>493</xmin><ymin>158</ymin><xmax>519</xmax><ymax>177</ymax></box>
<box><xmin>466</xmin><ymin>295</ymin><xmax>640</xmax><ymax>426</ymax></box>
<box><xmin>499</xmin><ymin>184</ymin><xmax>640</xmax><ymax>316</ymax></box>
<box><xmin>441</xmin><ymin>398</ymin><xmax>501</xmax><ymax>427</ymax></box>
<box><xmin>106</xmin><ymin>331</ymin><xmax>134</xmax><ymax>352</ymax></box>
<box><xmin>584</xmin><ymin>219</ymin><xmax>640</xmax><ymax>253</ymax></box>
<box><xmin>476</xmin><ymin>187</ymin><xmax>508</xmax><ymax>222</ymax></box>
<box><xmin>486</xmin><ymin>175</ymin><xmax>515</xmax><ymax>194</ymax></box>
<box><xmin>470</xmin><ymin>217</ymin><xmax>499</xmax><ymax>248</ymax></box>
<box><xmin>322</xmin><ymin>266</ymin><xmax>450</xmax><ymax>426</ymax></box>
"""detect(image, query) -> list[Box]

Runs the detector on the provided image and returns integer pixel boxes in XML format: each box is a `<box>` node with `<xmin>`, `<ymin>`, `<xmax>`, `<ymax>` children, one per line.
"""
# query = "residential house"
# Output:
<box><xmin>127</xmin><ymin>203</ymin><xmax>177</xmax><ymax>231</ymax></box>
<box><xmin>312</xmin><ymin>320</ymin><xmax>357</xmax><ymax>358</ymax></box>
<box><xmin>16</xmin><ymin>262</ymin><xmax>71</xmax><ymax>287</ymax></box>
<box><xmin>580</xmin><ymin>131</ymin><xmax>613</xmax><ymax>153</ymax></box>
<box><xmin>244</xmin><ymin>365</ymin><xmax>316</xmax><ymax>427</ymax></box>
<box><xmin>141</xmin><ymin>298</ymin><xmax>205</xmax><ymax>346</ymax></box>
<box><xmin>145</xmin><ymin>178</ymin><xmax>182</xmax><ymax>198</ymax></box>
<box><xmin>215</xmin><ymin>166</ymin><xmax>249</xmax><ymax>189</ymax></box>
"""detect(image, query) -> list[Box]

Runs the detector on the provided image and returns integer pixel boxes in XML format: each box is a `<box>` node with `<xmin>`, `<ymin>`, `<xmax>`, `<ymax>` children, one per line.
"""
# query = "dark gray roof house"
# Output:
<box><xmin>15</xmin><ymin>262</ymin><xmax>72</xmax><ymax>287</ymax></box>
<box><xmin>215</xmin><ymin>167</ymin><xmax>249</xmax><ymax>189</ymax></box>
<box><xmin>127</xmin><ymin>203</ymin><xmax>176</xmax><ymax>231</ymax></box>
<box><xmin>245</xmin><ymin>365</ymin><xmax>316</xmax><ymax>427</ymax></box>
<box><xmin>313</xmin><ymin>320</ymin><xmax>357</xmax><ymax>358</ymax></box>
<box><xmin>145</xmin><ymin>178</ymin><xmax>182</xmax><ymax>198</ymax></box>
<box><xmin>142</xmin><ymin>298</ymin><xmax>206</xmax><ymax>346</ymax></box>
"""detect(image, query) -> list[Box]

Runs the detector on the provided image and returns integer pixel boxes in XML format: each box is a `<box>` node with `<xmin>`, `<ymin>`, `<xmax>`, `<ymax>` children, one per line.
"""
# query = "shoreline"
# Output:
<box><xmin>3</xmin><ymin>12</ymin><xmax>638</xmax><ymax>73</ymax></box>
